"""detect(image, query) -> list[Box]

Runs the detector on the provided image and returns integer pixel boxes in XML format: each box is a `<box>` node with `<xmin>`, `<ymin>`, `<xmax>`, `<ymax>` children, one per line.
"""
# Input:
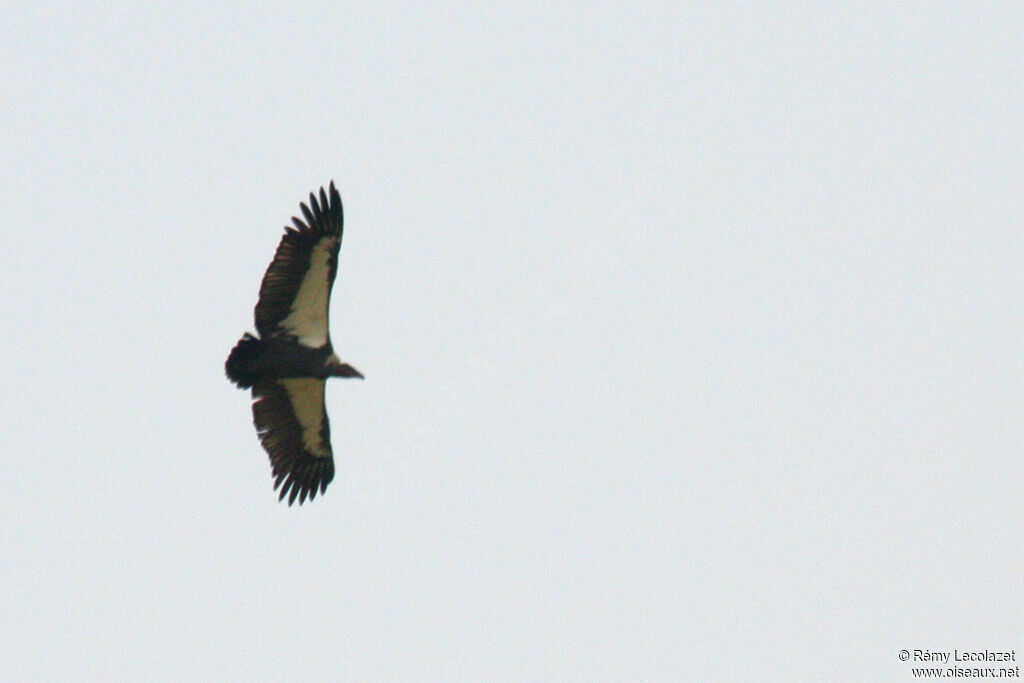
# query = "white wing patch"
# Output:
<box><xmin>277</xmin><ymin>236</ymin><xmax>338</xmax><ymax>347</ymax></box>
<box><xmin>280</xmin><ymin>378</ymin><xmax>330</xmax><ymax>457</ymax></box>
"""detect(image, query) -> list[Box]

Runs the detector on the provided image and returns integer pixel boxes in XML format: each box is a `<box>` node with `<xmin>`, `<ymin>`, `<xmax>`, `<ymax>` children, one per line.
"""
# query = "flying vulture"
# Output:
<box><xmin>225</xmin><ymin>182</ymin><xmax>362</xmax><ymax>505</ymax></box>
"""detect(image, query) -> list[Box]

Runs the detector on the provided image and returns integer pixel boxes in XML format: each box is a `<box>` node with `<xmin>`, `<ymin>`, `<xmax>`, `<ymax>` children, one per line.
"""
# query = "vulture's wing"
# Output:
<box><xmin>254</xmin><ymin>182</ymin><xmax>344</xmax><ymax>346</ymax></box>
<box><xmin>252</xmin><ymin>378</ymin><xmax>335</xmax><ymax>505</ymax></box>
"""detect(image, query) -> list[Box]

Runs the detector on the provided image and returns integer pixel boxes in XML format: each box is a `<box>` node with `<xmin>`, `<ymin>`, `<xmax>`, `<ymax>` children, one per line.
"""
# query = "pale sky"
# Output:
<box><xmin>2</xmin><ymin>3</ymin><xmax>1022</xmax><ymax>680</ymax></box>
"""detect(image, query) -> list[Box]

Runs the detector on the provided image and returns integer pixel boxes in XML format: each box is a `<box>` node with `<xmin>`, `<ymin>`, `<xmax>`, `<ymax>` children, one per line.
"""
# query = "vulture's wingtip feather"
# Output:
<box><xmin>301</xmin><ymin>200</ymin><xmax>316</xmax><ymax>227</ymax></box>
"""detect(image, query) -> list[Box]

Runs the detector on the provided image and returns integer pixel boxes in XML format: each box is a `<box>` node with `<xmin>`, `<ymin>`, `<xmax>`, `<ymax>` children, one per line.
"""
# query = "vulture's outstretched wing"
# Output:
<box><xmin>255</xmin><ymin>182</ymin><xmax>344</xmax><ymax>346</ymax></box>
<box><xmin>252</xmin><ymin>378</ymin><xmax>335</xmax><ymax>505</ymax></box>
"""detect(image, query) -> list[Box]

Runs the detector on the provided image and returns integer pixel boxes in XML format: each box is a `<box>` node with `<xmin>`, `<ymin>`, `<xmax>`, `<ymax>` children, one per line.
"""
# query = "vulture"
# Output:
<box><xmin>225</xmin><ymin>182</ymin><xmax>362</xmax><ymax>505</ymax></box>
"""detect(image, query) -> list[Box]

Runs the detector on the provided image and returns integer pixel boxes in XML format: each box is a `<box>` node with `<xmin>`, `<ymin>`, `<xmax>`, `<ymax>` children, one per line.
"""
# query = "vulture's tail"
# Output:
<box><xmin>225</xmin><ymin>333</ymin><xmax>262</xmax><ymax>388</ymax></box>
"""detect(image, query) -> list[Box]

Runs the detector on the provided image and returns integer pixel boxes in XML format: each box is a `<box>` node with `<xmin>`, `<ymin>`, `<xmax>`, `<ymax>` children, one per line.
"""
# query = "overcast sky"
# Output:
<box><xmin>2</xmin><ymin>3</ymin><xmax>1021</xmax><ymax>680</ymax></box>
